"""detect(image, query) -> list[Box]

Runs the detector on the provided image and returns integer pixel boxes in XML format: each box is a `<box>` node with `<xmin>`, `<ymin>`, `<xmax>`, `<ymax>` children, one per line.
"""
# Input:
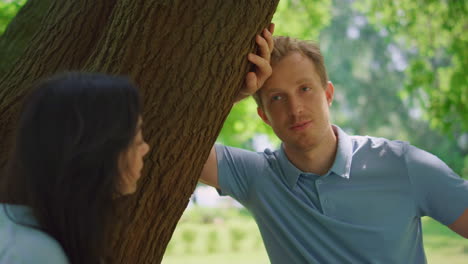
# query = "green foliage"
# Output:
<box><xmin>206</xmin><ymin>230</ymin><xmax>219</xmax><ymax>254</ymax></box>
<box><xmin>181</xmin><ymin>228</ymin><xmax>197</xmax><ymax>253</ymax></box>
<box><xmin>322</xmin><ymin>0</ymin><xmax>466</xmax><ymax>175</ymax></box>
<box><xmin>463</xmin><ymin>156</ymin><xmax>468</xmax><ymax>179</ymax></box>
<box><xmin>179</xmin><ymin>205</ymin><xmax>253</xmax><ymax>224</ymax></box>
<box><xmin>229</xmin><ymin>226</ymin><xmax>247</xmax><ymax>251</ymax></box>
<box><xmin>0</xmin><ymin>0</ymin><xmax>25</xmax><ymax>34</ymax></box>
<box><xmin>218</xmin><ymin>98</ymin><xmax>278</xmax><ymax>149</ymax></box>
<box><xmin>422</xmin><ymin>217</ymin><xmax>468</xmax><ymax>264</ymax></box>
<box><xmin>272</xmin><ymin>0</ymin><xmax>332</xmax><ymax>39</ymax></box>
<box><xmin>355</xmin><ymin>0</ymin><xmax>468</xmax><ymax>135</ymax></box>
<box><xmin>166</xmin><ymin>208</ymin><xmax>263</xmax><ymax>258</ymax></box>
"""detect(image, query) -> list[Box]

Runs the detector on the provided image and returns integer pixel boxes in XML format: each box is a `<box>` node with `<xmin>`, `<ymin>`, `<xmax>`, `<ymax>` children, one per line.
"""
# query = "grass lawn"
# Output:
<box><xmin>162</xmin><ymin>252</ymin><xmax>269</xmax><ymax>264</ymax></box>
<box><xmin>162</xmin><ymin>208</ymin><xmax>467</xmax><ymax>264</ymax></box>
<box><xmin>422</xmin><ymin>217</ymin><xmax>468</xmax><ymax>264</ymax></box>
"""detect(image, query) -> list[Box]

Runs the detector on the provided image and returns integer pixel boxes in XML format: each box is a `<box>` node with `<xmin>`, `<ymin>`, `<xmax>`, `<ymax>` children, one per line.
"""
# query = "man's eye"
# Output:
<box><xmin>272</xmin><ymin>95</ymin><xmax>282</xmax><ymax>101</ymax></box>
<box><xmin>301</xmin><ymin>87</ymin><xmax>311</xmax><ymax>92</ymax></box>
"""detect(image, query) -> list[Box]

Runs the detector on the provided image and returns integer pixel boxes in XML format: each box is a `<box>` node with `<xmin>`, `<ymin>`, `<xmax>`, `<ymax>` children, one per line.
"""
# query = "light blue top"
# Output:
<box><xmin>216</xmin><ymin>125</ymin><xmax>468</xmax><ymax>264</ymax></box>
<box><xmin>0</xmin><ymin>204</ymin><xmax>69</xmax><ymax>264</ymax></box>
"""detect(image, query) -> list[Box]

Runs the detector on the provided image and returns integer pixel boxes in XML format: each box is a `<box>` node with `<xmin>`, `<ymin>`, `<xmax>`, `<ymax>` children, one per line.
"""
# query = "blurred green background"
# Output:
<box><xmin>2</xmin><ymin>0</ymin><xmax>467</xmax><ymax>263</ymax></box>
<box><xmin>163</xmin><ymin>206</ymin><xmax>468</xmax><ymax>264</ymax></box>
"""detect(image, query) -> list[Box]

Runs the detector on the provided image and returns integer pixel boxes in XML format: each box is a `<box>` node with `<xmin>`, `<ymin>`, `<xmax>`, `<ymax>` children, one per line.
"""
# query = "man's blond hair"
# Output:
<box><xmin>253</xmin><ymin>36</ymin><xmax>329</xmax><ymax>108</ymax></box>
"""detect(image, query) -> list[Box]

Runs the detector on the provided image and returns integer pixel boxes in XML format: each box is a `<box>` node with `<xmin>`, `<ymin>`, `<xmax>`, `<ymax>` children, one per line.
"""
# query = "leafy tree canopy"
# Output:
<box><xmin>356</xmin><ymin>0</ymin><xmax>467</xmax><ymax>135</ymax></box>
<box><xmin>0</xmin><ymin>0</ymin><xmax>25</xmax><ymax>33</ymax></box>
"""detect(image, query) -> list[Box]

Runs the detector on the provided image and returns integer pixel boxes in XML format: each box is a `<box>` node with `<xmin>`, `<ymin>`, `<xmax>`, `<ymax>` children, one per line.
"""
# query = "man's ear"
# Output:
<box><xmin>257</xmin><ymin>107</ymin><xmax>271</xmax><ymax>126</ymax></box>
<box><xmin>326</xmin><ymin>81</ymin><xmax>335</xmax><ymax>106</ymax></box>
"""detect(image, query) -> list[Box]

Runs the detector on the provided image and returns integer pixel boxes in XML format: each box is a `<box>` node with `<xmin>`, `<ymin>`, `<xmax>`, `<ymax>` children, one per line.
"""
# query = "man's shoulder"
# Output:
<box><xmin>348</xmin><ymin>134</ymin><xmax>450</xmax><ymax>172</ymax></box>
<box><xmin>349</xmin><ymin>134</ymin><xmax>409</xmax><ymax>157</ymax></box>
<box><xmin>215</xmin><ymin>144</ymin><xmax>278</xmax><ymax>168</ymax></box>
<box><xmin>216</xmin><ymin>144</ymin><xmax>279</xmax><ymax>158</ymax></box>
<box><xmin>404</xmin><ymin>144</ymin><xmax>451</xmax><ymax>172</ymax></box>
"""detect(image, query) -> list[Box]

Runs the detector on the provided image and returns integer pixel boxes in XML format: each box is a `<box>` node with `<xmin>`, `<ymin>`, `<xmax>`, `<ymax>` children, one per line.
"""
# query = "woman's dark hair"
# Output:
<box><xmin>1</xmin><ymin>72</ymin><xmax>141</xmax><ymax>263</ymax></box>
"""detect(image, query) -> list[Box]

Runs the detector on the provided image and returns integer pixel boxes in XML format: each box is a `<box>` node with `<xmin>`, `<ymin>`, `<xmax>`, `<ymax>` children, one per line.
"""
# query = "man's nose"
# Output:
<box><xmin>288</xmin><ymin>97</ymin><xmax>303</xmax><ymax>116</ymax></box>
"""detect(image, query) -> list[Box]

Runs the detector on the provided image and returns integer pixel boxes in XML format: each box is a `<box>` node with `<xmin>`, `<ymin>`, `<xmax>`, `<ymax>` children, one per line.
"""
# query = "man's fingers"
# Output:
<box><xmin>248</xmin><ymin>53</ymin><xmax>272</xmax><ymax>89</ymax></box>
<box><xmin>269</xmin><ymin>23</ymin><xmax>275</xmax><ymax>35</ymax></box>
<box><xmin>256</xmin><ymin>34</ymin><xmax>271</xmax><ymax>61</ymax></box>
<box><xmin>264</xmin><ymin>26</ymin><xmax>274</xmax><ymax>52</ymax></box>
<box><xmin>238</xmin><ymin>25</ymin><xmax>275</xmax><ymax>102</ymax></box>
<box><xmin>244</xmin><ymin>72</ymin><xmax>258</xmax><ymax>94</ymax></box>
<box><xmin>248</xmin><ymin>53</ymin><xmax>271</xmax><ymax>74</ymax></box>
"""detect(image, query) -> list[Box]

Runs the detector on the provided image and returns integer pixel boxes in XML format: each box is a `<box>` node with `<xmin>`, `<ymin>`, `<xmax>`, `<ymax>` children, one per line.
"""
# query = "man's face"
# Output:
<box><xmin>257</xmin><ymin>52</ymin><xmax>334</xmax><ymax>151</ymax></box>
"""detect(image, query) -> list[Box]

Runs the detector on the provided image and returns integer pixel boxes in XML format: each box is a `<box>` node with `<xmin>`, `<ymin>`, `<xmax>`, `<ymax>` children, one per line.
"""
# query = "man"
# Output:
<box><xmin>200</xmin><ymin>24</ymin><xmax>468</xmax><ymax>263</ymax></box>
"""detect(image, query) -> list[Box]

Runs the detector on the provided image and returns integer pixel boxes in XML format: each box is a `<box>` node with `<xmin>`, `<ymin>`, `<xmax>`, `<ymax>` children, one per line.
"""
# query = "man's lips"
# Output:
<box><xmin>290</xmin><ymin>121</ymin><xmax>311</xmax><ymax>131</ymax></box>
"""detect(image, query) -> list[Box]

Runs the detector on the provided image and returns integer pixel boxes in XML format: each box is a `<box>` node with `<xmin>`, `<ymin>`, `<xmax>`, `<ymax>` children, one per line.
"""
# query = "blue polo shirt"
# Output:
<box><xmin>0</xmin><ymin>204</ymin><xmax>69</xmax><ymax>264</ymax></box>
<box><xmin>216</xmin><ymin>125</ymin><xmax>468</xmax><ymax>263</ymax></box>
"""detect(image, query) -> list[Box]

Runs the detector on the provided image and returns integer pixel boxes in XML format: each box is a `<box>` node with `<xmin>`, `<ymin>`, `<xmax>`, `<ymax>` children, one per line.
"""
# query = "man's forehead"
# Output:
<box><xmin>263</xmin><ymin>70</ymin><xmax>321</xmax><ymax>92</ymax></box>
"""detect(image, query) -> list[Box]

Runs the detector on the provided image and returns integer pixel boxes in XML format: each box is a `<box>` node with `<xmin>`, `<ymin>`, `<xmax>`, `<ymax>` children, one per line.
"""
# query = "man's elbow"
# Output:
<box><xmin>454</xmin><ymin>229</ymin><xmax>468</xmax><ymax>239</ymax></box>
<box><xmin>448</xmin><ymin>208</ymin><xmax>468</xmax><ymax>239</ymax></box>
<box><xmin>455</xmin><ymin>227</ymin><xmax>468</xmax><ymax>239</ymax></box>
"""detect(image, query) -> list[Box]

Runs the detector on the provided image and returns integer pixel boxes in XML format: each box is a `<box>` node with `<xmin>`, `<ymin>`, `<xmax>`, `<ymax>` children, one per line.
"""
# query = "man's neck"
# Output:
<box><xmin>283</xmin><ymin>126</ymin><xmax>338</xmax><ymax>176</ymax></box>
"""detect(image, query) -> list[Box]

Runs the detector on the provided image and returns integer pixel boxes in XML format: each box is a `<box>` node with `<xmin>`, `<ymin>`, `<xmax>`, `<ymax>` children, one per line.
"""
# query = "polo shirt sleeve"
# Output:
<box><xmin>406</xmin><ymin>145</ymin><xmax>468</xmax><ymax>225</ymax></box>
<box><xmin>215</xmin><ymin>144</ymin><xmax>265</xmax><ymax>205</ymax></box>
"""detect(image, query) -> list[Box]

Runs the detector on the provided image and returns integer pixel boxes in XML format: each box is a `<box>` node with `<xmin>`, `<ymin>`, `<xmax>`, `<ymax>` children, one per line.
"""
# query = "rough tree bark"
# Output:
<box><xmin>0</xmin><ymin>0</ymin><xmax>279</xmax><ymax>263</ymax></box>
<box><xmin>0</xmin><ymin>0</ymin><xmax>54</xmax><ymax>77</ymax></box>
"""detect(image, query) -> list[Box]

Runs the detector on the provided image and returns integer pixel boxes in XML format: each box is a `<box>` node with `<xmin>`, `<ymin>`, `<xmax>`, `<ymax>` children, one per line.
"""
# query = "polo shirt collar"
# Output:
<box><xmin>330</xmin><ymin>125</ymin><xmax>353</xmax><ymax>179</ymax></box>
<box><xmin>277</xmin><ymin>125</ymin><xmax>353</xmax><ymax>189</ymax></box>
<box><xmin>278</xmin><ymin>146</ymin><xmax>303</xmax><ymax>189</ymax></box>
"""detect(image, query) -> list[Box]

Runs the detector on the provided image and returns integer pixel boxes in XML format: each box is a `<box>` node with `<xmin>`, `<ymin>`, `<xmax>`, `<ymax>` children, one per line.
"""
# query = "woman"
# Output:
<box><xmin>0</xmin><ymin>72</ymin><xmax>150</xmax><ymax>263</ymax></box>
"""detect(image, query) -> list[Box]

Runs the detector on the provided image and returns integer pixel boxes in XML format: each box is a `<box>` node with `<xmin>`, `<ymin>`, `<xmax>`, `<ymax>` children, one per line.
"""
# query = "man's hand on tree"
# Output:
<box><xmin>235</xmin><ymin>23</ymin><xmax>275</xmax><ymax>103</ymax></box>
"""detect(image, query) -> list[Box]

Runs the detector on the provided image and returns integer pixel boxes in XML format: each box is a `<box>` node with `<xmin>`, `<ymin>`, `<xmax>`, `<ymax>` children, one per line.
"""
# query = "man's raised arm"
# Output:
<box><xmin>199</xmin><ymin>24</ymin><xmax>275</xmax><ymax>188</ymax></box>
<box><xmin>199</xmin><ymin>146</ymin><xmax>219</xmax><ymax>188</ymax></box>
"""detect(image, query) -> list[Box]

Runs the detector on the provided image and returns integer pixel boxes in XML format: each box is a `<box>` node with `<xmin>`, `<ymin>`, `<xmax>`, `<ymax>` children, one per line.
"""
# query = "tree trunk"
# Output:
<box><xmin>0</xmin><ymin>0</ymin><xmax>119</xmax><ymax>161</ymax></box>
<box><xmin>0</xmin><ymin>0</ymin><xmax>279</xmax><ymax>263</ymax></box>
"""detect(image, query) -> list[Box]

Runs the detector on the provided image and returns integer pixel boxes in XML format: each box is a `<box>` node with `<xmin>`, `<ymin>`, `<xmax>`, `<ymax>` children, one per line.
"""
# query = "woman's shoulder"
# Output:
<box><xmin>13</xmin><ymin>224</ymin><xmax>69</xmax><ymax>263</ymax></box>
<box><xmin>0</xmin><ymin>204</ymin><xmax>70</xmax><ymax>264</ymax></box>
